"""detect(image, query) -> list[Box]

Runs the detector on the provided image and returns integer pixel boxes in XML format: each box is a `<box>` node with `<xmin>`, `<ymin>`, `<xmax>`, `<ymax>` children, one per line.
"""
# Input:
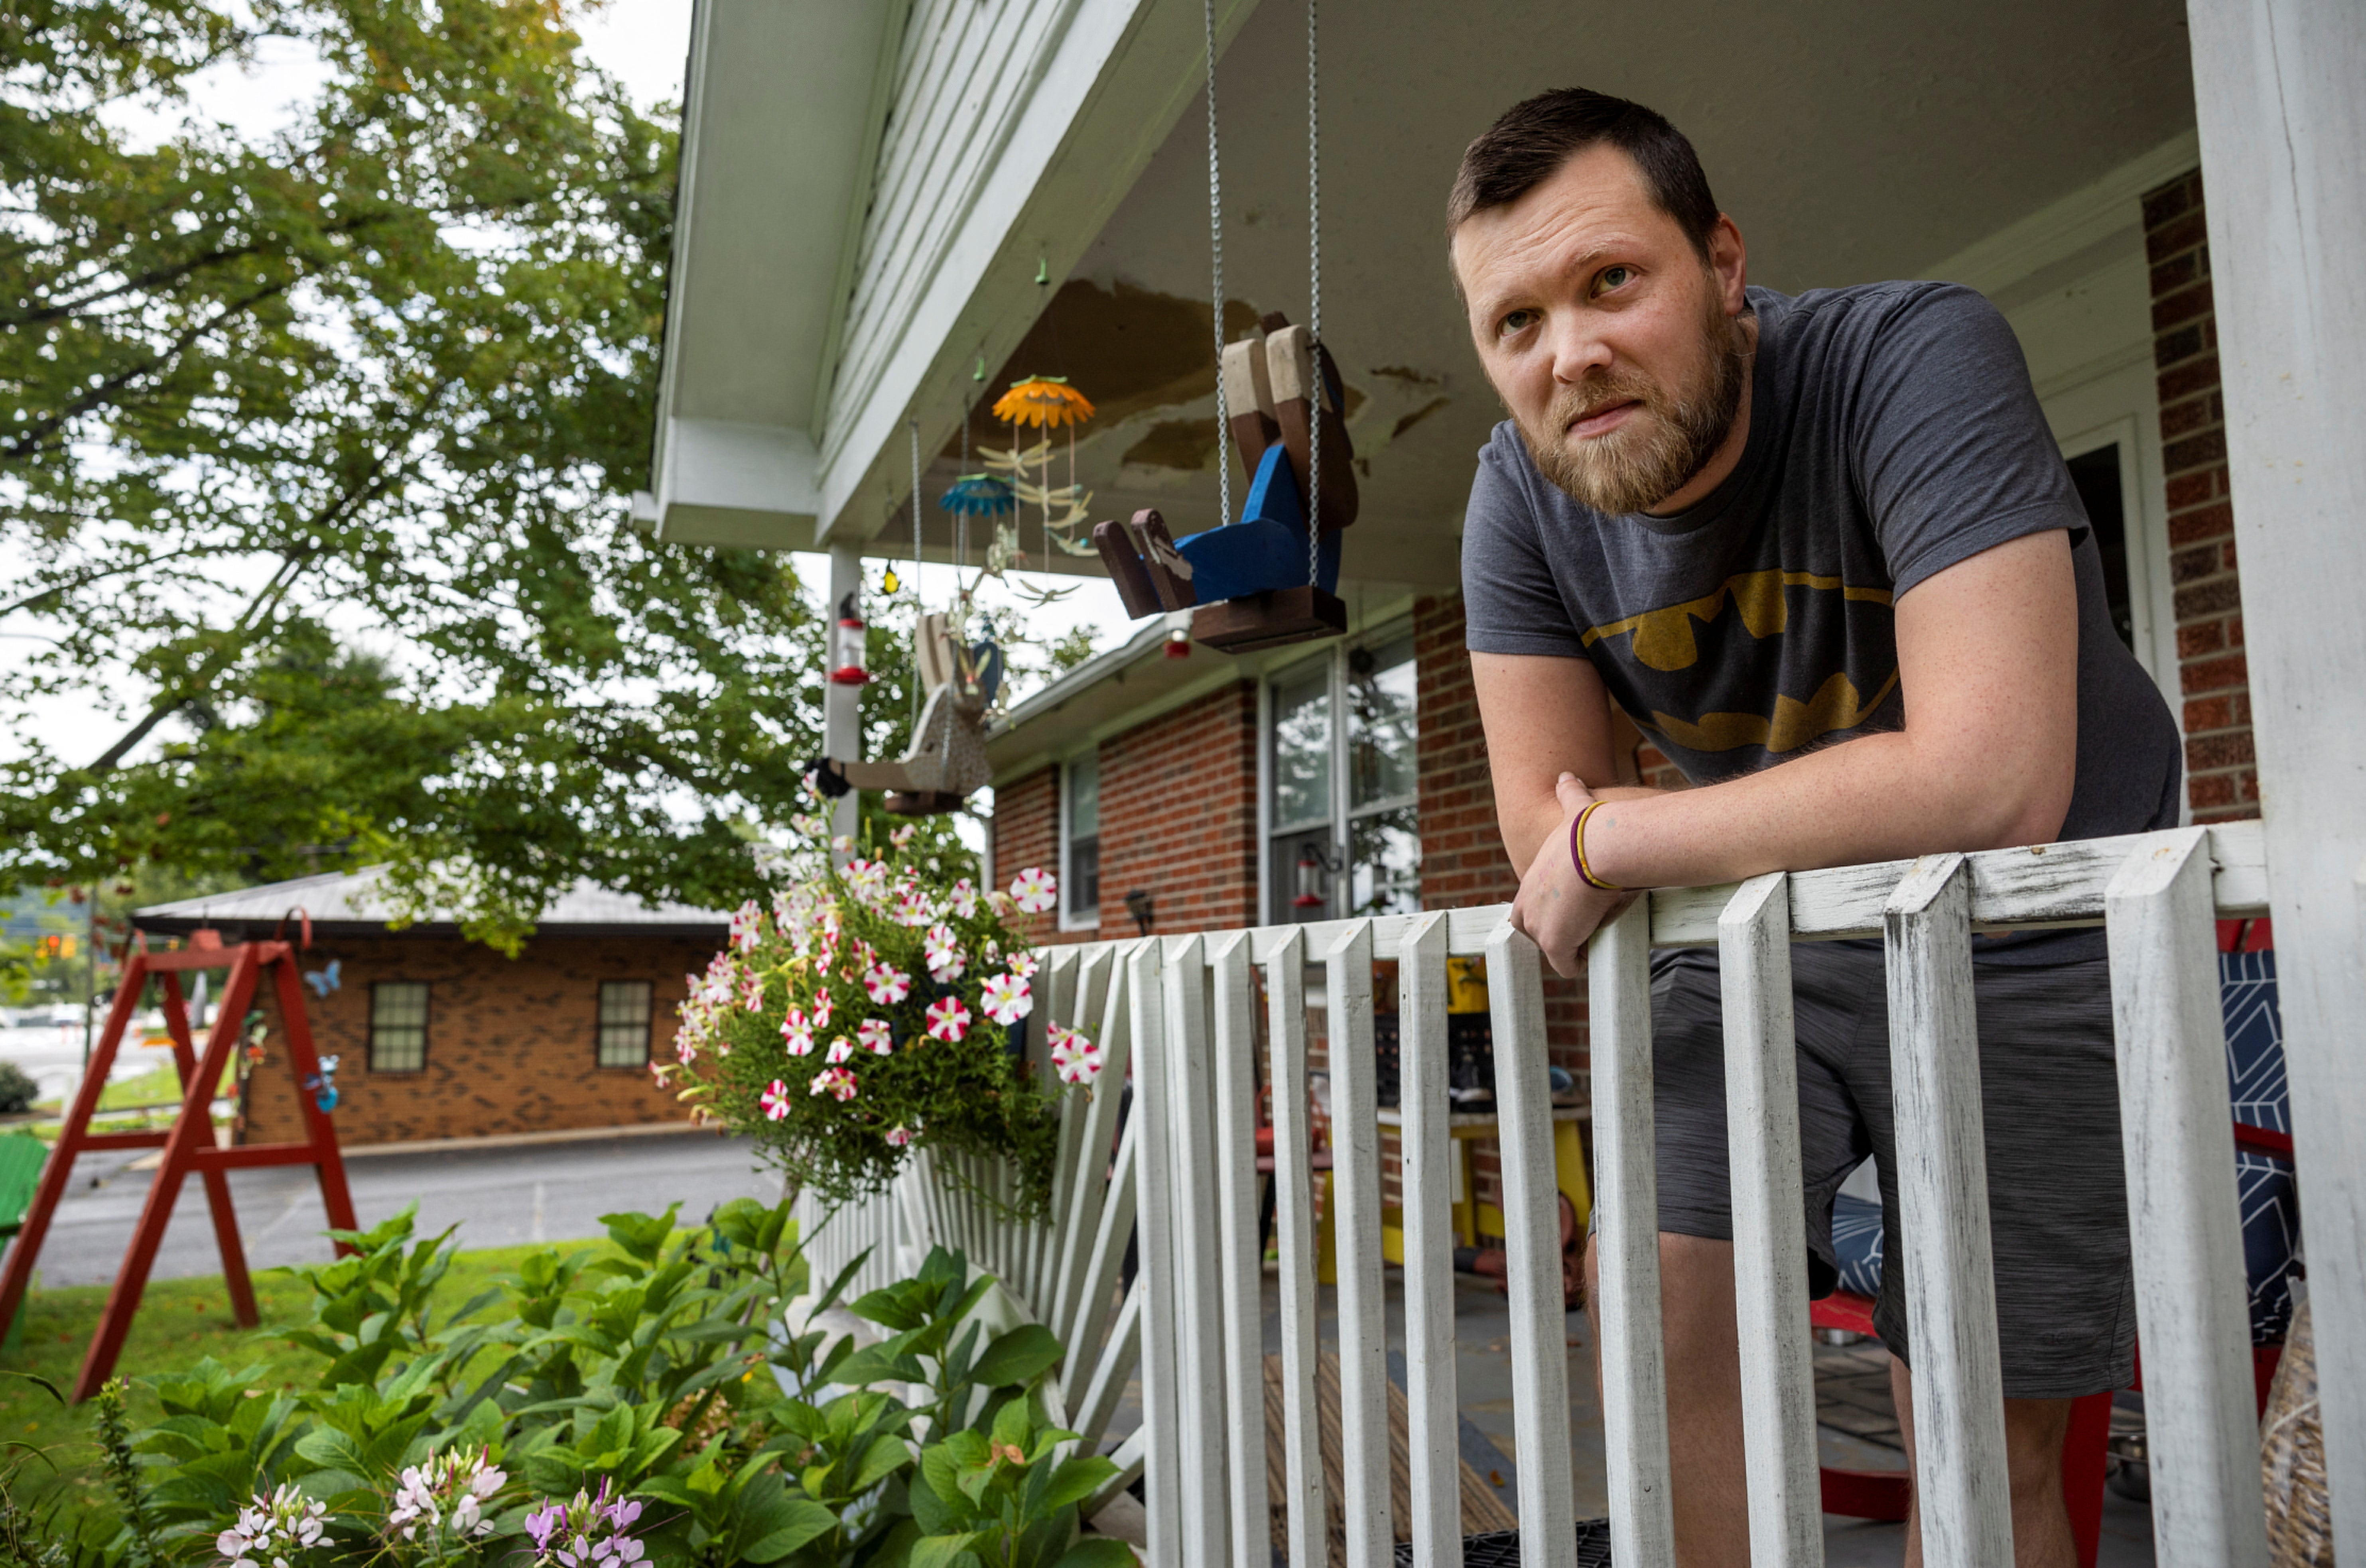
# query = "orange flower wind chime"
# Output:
<box><xmin>983</xmin><ymin>376</ymin><xmax>1096</xmax><ymax>584</ymax></box>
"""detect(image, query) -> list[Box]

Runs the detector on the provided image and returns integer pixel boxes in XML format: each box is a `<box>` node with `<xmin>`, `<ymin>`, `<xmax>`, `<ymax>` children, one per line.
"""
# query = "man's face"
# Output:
<box><xmin>1452</xmin><ymin>144</ymin><xmax>1749</xmax><ymax>515</ymax></box>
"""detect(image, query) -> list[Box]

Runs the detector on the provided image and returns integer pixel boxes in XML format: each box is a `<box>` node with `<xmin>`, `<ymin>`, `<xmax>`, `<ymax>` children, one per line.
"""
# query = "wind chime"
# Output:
<box><xmin>1093</xmin><ymin>0</ymin><xmax>1355</xmax><ymax>655</ymax></box>
<box><xmin>979</xmin><ymin>373</ymin><xmax>1099</xmax><ymax>599</ymax></box>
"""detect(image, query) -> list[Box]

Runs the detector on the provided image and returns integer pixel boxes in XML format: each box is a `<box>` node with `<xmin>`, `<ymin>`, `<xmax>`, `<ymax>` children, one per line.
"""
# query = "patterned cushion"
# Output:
<box><xmin>2221</xmin><ymin>946</ymin><xmax>2301</xmax><ymax>1343</ymax></box>
<box><xmin>1817</xmin><ymin>944</ymin><xmax>2301</xmax><ymax>1345</ymax></box>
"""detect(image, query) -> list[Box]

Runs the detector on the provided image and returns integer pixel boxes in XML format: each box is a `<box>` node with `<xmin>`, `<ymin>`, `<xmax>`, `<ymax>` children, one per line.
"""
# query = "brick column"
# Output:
<box><xmin>2144</xmin><ymin>169</ymin><xmax>2259</xmax><ymax>821</ymax></box>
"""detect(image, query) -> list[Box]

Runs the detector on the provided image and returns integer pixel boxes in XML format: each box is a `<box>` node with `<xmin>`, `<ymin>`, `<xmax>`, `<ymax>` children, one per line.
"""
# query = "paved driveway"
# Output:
<box><xmin>27</xmin><ymin>1130</ymin><xmax>784</xmax><ymax>1288</ymax></box>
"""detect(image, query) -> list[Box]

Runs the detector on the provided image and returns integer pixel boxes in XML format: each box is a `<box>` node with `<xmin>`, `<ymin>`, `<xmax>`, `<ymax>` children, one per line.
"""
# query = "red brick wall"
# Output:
<box><xmin>993</xmin><ymin>682</ymin><xmax>1262</xmax><ymax>947</ymax></box>
<box><xmin>2144</xmin><ymin>168</ymin><xmax>2258</xmax><ymax>822</ymax></box>
<box><xmin>238</xmin><ymin>933</ymin><xmax>712</xmax><ymax>1146</ymax></box>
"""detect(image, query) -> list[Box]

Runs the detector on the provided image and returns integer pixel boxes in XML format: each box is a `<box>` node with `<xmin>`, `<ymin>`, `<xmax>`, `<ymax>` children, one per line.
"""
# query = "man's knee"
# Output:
<box><xmin>2002</xmin><ymin>1397</ymin><xmax>2072</xmax><ymax>1500</ymax></box>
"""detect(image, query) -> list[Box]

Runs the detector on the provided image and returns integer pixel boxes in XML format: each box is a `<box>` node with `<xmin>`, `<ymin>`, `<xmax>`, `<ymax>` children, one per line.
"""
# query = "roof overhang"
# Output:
<box><xmin>640</xmin><ymin>0</ymin><xmax>900</xmax><ymax>548</ymax></box>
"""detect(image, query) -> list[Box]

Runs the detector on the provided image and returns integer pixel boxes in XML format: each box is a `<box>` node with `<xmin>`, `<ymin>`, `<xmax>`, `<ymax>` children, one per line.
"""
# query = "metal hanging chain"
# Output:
<box><xmin>909</xmin><ymin>418</ymin><xmax>924</xmax><ymax>728</ymax></box>
<box><xmin>1305</xmin><ymin>0</ymin><xmax>1322</xmax><ymax>593</ymax></box>
<box><xmin>1205</xmin><ymin>0</ymin><xmax>1231</xmax><ymax>538</ymax></box>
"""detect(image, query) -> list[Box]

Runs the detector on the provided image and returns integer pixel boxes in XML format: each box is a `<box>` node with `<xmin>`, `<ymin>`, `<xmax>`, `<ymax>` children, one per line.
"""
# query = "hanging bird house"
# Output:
<box><xmin>828</xmin><ymin>590</ymin><xmax>871</xmax><ymax>686</ymax></box>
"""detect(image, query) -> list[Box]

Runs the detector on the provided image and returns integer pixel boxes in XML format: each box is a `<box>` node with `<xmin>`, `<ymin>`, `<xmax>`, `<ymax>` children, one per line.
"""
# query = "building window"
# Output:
<box><xmin>368</xmin><ymin>982</ymin><xmax>429</xmax><ymax>1073</ymax></box>
<box><xmin>597</xmin><ymin>981</ymin><xmax>654</xmax><ymax>1068</ymax></box>
<box><xmin>1062</xmin><ymin>750</ymin><xmax>1101</xmax><ymax>930</ymax></box>
<box><xmin>1266</xmin><ymin>625</ymin><xmax>1419</xmax><ymax>923</ymax></box>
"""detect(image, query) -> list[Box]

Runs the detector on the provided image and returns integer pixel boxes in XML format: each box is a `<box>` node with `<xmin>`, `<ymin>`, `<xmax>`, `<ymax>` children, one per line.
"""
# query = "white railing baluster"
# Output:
<box><xmin>1127</xmin><ymin>940</ymin><xmax>1184</xmax><ymax>1568</ymax></box>
<box><xmin>1051</xmin><ymin>946</ymin><xmax>1133</xmax><ymax>1351</ymax></box>
<box><xmin>1034</xmin><ymin>948</ymin><xmax>1103</xmax><ymax>1313</ymax></box>
<box><xmin>1884</xmin><ymin>854</ymin><xmax>2012</xmax><ymax>1567</ymax></box>
<box><xmin>1210</xmin><ymin>931</ymin><xmax>1271</xmax><ymax>1568</ymax></box>
<box><xmin>1058</xmin><ymin>1113</ymin><xmax>1138</xmax><ymax>1415</ymax></box>
<box><xmin>1718</xmin><ymin>873</ymin><xmax>1824</xmax><ymax>1568</ymax></box>
<box><xmin>1162</xmin><ymin>936</ymin><xmax>1230</xmax><ymax>1568</ymax></box>
<box><xmin>1327</xmin><ymin>920</ymin><xmax>1391</xmax><ymax>1568</ymax></box>
<box><xmin>1490</xmin><ymin>922</ymin><xmax>1582</xmax><ymax>1568</ymax></box>
<box><xmin>1399</xmin><ymin>911</ymin><xmax>1461</xmax><ymax>1568</ymax></box>
<box><xmin>1073</xmin><ymin>1279</ymin><xmax>1143</xmax><ymax>1451</ymax></box>
<box><xmin>1266</xmin><ymin>927</ymin><xmax>1327</xmax><ymax>1568</ymax></box>
<box><xmin>1583</xmin><ymin>899</ymin><xmax>1674</xmax><ymax>1564</ymax></box>
<box><xmin>2104</xmin><ymin>830</ymin><xmax>2271</xmax><ymax>1568</ymax></box>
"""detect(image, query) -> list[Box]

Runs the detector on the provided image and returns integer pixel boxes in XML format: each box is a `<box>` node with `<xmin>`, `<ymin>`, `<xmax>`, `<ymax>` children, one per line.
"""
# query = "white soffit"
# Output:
<box><xmin>1919</xmin><ymin>130</ymin><xmax>2201</xmax><ymax>299</ymax></box>
<box><xmin>647</xmin><ymin>0</ymin><xmax>901</xmax><ymax>547</ymax></box>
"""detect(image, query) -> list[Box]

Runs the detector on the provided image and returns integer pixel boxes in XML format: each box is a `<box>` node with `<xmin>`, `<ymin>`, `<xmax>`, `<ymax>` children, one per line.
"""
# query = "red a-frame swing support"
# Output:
<box><xmin>0</xmin><ymin>934</ymin><xmax>358</xmax><ymax>1400</ymax></box>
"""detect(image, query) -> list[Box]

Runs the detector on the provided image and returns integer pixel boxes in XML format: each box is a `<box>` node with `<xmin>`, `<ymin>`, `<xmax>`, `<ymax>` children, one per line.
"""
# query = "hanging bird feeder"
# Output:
<box><xmin>827</xmin><ymin>590</ymin><xmax>871</xmax><ymax>686</ymax></box>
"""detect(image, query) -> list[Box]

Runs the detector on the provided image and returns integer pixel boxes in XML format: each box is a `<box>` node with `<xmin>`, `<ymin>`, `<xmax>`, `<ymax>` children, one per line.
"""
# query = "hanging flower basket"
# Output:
<box><xmin>658</xmin><ymin>823</ymin><xmax>1087</xmax><ymax>1214</ymax></box>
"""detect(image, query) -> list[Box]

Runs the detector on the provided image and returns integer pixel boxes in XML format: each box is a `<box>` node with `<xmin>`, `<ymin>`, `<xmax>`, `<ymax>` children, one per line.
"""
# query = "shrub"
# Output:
<box><xmin>0</xmin><ymin>1062</ymin><xmax>39</xmax><ymax>1115</ymax></box>
<box><xmin>51</xmin><ymin>1201</ymin><xmax>1128</xmax><ymax>1568</ymax></box>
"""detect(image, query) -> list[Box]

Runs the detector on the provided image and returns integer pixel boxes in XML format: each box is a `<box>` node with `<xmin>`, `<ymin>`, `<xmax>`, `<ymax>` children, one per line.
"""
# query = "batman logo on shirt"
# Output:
<box><xmin>1581</xmin><ymin>569</ymin><xmax>1900</xmax><ymax>755</ymax></box>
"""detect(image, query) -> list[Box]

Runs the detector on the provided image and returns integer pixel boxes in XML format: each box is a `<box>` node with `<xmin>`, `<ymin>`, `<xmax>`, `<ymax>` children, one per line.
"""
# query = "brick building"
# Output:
<box><xmin>132</xmin><ymin>870</ymin><xmax>727</xmax><ymax>1147</ymax></box>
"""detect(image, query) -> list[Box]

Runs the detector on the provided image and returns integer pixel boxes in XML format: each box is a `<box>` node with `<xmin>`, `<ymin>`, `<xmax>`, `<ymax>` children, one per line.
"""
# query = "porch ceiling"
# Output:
<box><xmin>654</xmin><ymin>0</ymin><xmax>2196</xmax><ymax>590</ymax></box>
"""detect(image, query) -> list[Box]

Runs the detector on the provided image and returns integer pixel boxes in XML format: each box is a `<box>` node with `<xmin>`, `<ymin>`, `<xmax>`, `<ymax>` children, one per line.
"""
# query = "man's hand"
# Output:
<box><xmin>1509</xmin><ymin>772</ymin><xmax>1637</xmax><ymax>977</ymax></box>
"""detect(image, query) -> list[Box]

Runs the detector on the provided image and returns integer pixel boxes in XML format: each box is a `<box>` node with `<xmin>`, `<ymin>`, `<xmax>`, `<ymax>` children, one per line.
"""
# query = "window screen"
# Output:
<box><xmin>368</xmin><ymin>982</ymin><xmax>429</xmax><ymax>1073</ymax></box>
<box><xmin>597</xmin><ymin>981</ymin><xmax>654</xmax><ymax>1068</ymax></box>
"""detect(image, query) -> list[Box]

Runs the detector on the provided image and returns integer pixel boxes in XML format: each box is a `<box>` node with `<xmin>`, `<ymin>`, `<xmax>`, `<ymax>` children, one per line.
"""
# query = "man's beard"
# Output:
<box><xmin>1515</xmin><ymin>291</ymin><xmax>1749</xmax><ymax>516</ymax></box>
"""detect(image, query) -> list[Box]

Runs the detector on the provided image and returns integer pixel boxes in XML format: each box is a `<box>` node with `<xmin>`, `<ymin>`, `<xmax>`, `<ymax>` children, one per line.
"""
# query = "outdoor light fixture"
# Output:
<box><xmin>1124</xmin><ymin>889</ymin><xmax>1154</xmax><ymax>936</ymax></box>
<box><xmin>1293</xmin><ymin>841</ymin><xmax>1340</xmax><ymax>909</ymax></box>
<box><xmin>827</xmin><ymin>590</ymin><xmax>871</xmax><ymax>686</ymax></box>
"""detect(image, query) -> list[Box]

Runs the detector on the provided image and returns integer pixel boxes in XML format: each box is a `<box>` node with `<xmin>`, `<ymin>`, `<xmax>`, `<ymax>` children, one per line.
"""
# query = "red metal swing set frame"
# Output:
<box><xmin>0</xmin><ymin>927</ymin><xmax>357</xmax><ymax>1401</ymax></box>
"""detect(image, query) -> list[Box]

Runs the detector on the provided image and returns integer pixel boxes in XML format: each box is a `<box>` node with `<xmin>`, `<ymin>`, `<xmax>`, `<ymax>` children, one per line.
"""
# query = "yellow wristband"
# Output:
<box><xmin>1572</xmin><ymin>800</ymin><xmax>1622</xmax><ymax>892</ymax></box>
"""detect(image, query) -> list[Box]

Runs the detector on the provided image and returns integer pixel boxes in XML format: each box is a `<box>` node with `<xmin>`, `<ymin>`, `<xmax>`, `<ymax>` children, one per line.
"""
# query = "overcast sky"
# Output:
<box><xmin>9</xmin><ymin>0</ymin><xmax>1131</xmax><ymax>781</ymax></box>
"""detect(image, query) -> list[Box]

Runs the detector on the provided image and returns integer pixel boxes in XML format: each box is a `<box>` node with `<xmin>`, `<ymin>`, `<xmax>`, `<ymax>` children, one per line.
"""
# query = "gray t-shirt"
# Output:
<box><xmin>1461</xmin><ymin>281</ymin><xmax>2181</xmax><ymax>961</ymax></box>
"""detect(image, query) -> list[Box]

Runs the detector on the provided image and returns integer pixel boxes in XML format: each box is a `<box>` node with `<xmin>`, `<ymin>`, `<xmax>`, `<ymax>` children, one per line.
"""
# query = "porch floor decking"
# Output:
<box><xmin>1099</xmin><ymin>1270</ymin><xmax>2163</xmax><ymax>1565</ymax></box>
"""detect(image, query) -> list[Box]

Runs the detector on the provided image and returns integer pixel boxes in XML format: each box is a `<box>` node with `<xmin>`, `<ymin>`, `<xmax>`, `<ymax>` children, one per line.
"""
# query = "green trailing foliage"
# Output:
<box><xmin>37</xmin><ymin>1199</ymin><xmax>1128</xmax><ymax>1568</ymax></box>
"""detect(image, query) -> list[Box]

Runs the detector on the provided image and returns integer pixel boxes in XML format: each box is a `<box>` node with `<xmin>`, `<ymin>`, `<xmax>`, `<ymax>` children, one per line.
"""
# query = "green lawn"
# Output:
<box><xmin>2</xmin><ymin>1238</ymin><xmax>622</xmax><ymax>1527</ymax></box>
<box><xmin>33</xmin><ymin>1056</ymin><xmax>238</xmax><ymax>1117</ymax></box>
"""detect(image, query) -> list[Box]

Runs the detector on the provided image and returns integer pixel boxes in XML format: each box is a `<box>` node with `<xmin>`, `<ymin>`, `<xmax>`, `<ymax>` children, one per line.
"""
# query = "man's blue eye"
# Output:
<box><xmin>1598</xmin><ymin>266</ymin><xmax>1633</xmax><ymax>293</ymax></box>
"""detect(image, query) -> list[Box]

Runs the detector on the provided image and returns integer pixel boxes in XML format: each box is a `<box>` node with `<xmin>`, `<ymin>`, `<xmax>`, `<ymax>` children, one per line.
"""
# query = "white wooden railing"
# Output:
<box><xmin>813</xmin><ymin>821</ymin><xmax>2290</xmax><ymax>1566</ymax></box>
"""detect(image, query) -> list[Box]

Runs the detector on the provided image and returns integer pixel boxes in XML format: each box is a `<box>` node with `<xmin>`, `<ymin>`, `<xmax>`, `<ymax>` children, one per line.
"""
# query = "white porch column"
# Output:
<box><xmin>2186</xmin><ymin>0</ymin><xmax>2366</xmax><ymax>1541</ymax></box>
<box><xmin>825</xmin><ymin>543</ymin><xmax>863</xmax><ymax>850</ymax></box>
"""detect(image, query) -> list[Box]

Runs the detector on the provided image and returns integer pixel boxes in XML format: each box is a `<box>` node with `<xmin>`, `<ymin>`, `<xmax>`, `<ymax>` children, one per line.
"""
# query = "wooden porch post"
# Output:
<box><xmin>2185</xmin><ymin>0</ymin><xmax>2366</xmax><ymax>1540</ymax></box>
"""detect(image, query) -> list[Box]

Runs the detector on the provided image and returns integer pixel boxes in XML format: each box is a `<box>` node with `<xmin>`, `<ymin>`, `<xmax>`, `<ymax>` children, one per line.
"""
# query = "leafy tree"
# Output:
<box><xmin>0</xmin><ymin>0</ymin><xmax>857</xmax><ymax>950</ymax></box>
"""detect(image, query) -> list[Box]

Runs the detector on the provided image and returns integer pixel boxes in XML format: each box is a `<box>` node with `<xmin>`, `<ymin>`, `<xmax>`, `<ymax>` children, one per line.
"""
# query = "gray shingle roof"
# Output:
<box><xmin>132</xmin><ymin>866</ymin><xmax>730</xmax><ymax>938</ymax></box>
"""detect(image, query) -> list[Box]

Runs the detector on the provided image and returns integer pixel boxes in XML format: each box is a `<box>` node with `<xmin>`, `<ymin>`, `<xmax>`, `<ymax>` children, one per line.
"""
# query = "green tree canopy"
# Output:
<box><xmin>0</xmin><ymin>0</ymin><xmax>876</xmax><ymax>950</ymax></box>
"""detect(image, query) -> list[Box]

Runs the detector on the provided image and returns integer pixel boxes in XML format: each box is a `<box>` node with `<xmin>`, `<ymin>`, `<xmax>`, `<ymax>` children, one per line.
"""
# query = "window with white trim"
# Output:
<box><xmin>1061</xmin><ymin>750</ymin><xmax>1101</xmax><ymax>929</ymax></box>
<box><xmin>1265</xmin><ymin>626</ymin><xmax>1419</xmax><ymax>923</ymax></box>
<box><xmin>596</xmin><ymin>980</ymin><xmax>654</xmax><ymax>1068</ymax></box>
<box><xmin>368</xmin><ymin>981</ymin><xmax>429</xmax><ymax>1073</ymax></box>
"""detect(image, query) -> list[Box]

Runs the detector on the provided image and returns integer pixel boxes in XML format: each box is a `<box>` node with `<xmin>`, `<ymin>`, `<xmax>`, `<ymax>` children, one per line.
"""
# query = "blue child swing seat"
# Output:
<box><xmin>1093</xmin><ymin>313</ymin><xmax>1357</xmax><ymax>654</ymax></box>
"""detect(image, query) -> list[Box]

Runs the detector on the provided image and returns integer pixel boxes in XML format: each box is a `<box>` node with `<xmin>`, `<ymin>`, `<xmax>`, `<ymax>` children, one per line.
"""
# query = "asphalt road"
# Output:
<box><xmin>26</xmin><ymin>1130</ymin><xmax>786</xmax><ymax>1288</ymax></box>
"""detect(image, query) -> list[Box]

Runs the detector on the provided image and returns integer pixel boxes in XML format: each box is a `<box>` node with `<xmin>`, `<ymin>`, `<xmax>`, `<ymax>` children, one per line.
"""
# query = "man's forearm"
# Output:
<box><xmin>1575</xmin><ymin>730</ymin><xmax>2066</xmax><ymax>891</ymax></box>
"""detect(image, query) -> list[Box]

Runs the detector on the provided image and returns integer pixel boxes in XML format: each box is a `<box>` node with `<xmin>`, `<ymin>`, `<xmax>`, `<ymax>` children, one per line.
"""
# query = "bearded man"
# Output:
<box><xmin>1450</xmin><ymin>89</ymin><xmax>2180</xmax><ymax>1566</ymax></box>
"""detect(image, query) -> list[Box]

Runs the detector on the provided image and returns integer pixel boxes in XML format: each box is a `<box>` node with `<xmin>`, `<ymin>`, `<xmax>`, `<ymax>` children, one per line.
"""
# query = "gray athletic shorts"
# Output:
<box><xmin>1645</xmin><ymin>940</ymin><xmax>2136</xmax><ymax>1400</ymax></box>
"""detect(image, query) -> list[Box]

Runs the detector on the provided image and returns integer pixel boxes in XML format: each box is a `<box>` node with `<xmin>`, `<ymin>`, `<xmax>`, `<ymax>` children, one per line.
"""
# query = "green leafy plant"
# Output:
<box><xmin>43</xmin><ymin>1200</ymin><xmax>1133</xmax><ymax>1568</ymax></box>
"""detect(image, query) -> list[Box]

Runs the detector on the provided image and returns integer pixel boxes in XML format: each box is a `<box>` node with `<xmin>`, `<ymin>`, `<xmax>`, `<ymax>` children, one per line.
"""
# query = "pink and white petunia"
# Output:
<box><xmin>811</xmin><ymin>988</ymin><xmax>834</xmax><ymax>1029</ymax></box>
<box><xmin>1009</xmin><ymin>866</ymin><xmax>1057</xmax><ymax>914</ymax></box>
<box><xmin>889</xmin><ymin>823</ymin><xmax>918</xmax><ymax>849</ymax></box>
<box><xmin>731</xmin><ymin>899</ymin><xmax>765</xmax><ymax>952</ymax></box>
<box><xmin>780</xmin><ymin>1009</ymin><xmax>814</xmax><ymax>1056</ymax></box>
<box><xmin>980</xmin><ymin>972</ymin><xmax>1032</xmax><ymax>1026</ymax></box>
<box><xmin>740</xmin><ymin>971</ymin><xmax>767</xmax><ymax>1011</ymax></box>
<box><xmin>1048</xmin><ymin>1023</ymin><xmax>1104</xmax><ymax>1085</ymax></box>
<box><xmin>857</xmin><ymin>1017</ymin><xmax>894</xmax><ymax>1054</ymax></box>
<box><xmin>1005</xmin><ymin>950</ymin><xmax>1039</xmax><ymax>979</ymax></box>
<box><xmin>810</xmin><ymin>1066</ymin><xmax>858</xmax><ymax>1101</ymax></box>
<box><xmin>885</xmin><ymin>1124</ymin><xmax>916</xmax><ymax>1147</ymax></box>
<box><xmin>947</xmin><ymin>878</ymin><xmax>980</xmax><ymax>918</ymax></box>
<box><xmin>825</xmin><ymin>1035</ymin><xmax>854</xmax><ymax>1064</ymax></box>
<box><xmin>892</xmin><ymin>886</ymin><xmax>934</xmax><ymax>927</ymax></box>
<box><xmin>673</xmin><ymin>1028</ymin><xmax>700</xmax><ymax>1066</ymax></box>
<box><xmin>863</xmin><ymin>962</ymin><xmax>912</xmax><ymax>1005</ymax></box>
<box><xmin>925</xmin><ymin>996</ymin><xmax>972</xmax><ymax>1043</ymax></box>
<box><xmin>761</xmin><ymin>1079</ymin><xmax>794</xmax><ymax>1120</ymax></box>
<box><xmin>924</xmin><ymin>929</ymin><xmax>966</xmax><ymax>984</ymax></box>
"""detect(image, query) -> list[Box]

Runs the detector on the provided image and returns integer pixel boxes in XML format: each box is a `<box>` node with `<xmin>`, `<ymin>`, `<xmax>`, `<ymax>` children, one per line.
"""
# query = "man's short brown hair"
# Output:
<box><xmin>1447</xmin><ymin>88</ymin><xmax>1721</xmax><ymax>259</ymax></box>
